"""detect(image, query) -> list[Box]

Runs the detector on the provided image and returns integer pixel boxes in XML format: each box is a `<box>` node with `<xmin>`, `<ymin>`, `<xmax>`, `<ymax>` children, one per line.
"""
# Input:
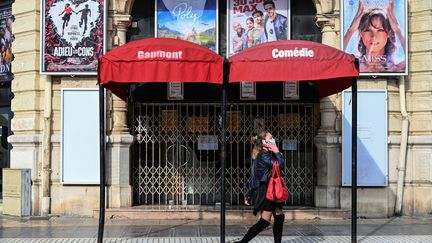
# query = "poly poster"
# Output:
<box><xmin>156</xmin><ymin>0</ymin><xmax>218</xmax><ymax>52</ymax></box>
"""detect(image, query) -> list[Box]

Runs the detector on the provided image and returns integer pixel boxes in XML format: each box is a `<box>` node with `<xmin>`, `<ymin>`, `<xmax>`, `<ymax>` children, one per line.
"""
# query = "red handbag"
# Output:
<box><xmin>266</xmin><ymin>160</ymin><xmax>289</xmax><ymax>203</ymax></box>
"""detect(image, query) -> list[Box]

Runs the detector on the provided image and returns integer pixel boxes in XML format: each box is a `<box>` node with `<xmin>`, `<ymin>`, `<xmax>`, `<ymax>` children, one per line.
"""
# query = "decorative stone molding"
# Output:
<box><xmin>312</xmin><ymin>0</ymin><xmax>345</xmax><ymax>209</ymax></box>
<box><xmin>111</xmin><ymin>14</ymin><xmax>132</xmax><ymax>48</ymax></box>
<box><xmin>313</xmin><ymin>0</ymin><xmax>335</xmax><ymax>14</ymax></box>
<box><xmin>105</xmin><ymin>9</ymin><xmax>134</xmax><ymax>209</ymax></box>
<box><xmin>108</xmin><ymin>13</ymin><xmax>132</xmax><ymax>132</ymax></box>
<box><xmin>109</xmin><ymin>0</ymin><xmax>135</xmax><ymax>14</ymax></box>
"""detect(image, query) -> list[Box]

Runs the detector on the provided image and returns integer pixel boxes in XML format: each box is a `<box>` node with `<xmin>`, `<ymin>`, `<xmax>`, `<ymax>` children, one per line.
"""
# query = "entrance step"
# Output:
<box><xmin>95</xmin><ymin>206</ymin><xmax>350</xmax><ymax>221</ymax></box>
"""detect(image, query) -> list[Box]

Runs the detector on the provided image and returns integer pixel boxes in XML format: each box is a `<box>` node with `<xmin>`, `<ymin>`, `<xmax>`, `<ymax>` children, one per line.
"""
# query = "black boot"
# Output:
<box><xmin>236</xmin><ymin>218</ymin><xmax>270</xmax><ymax>243</ymax></box>
<box><xmin>273</xmin><ymin>214</ymin><xmax>285</xmax><ymax>243</ymax></box>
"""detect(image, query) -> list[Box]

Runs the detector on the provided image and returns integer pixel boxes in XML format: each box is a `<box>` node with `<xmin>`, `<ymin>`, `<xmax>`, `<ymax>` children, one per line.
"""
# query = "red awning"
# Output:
<box><xmin>99</xmin><ymin>38</ymin><xmax>224</xmax><ymax>100</ymax></box>
<box><xmin>228</xmin><ymin>40</ymin><xmax>359</xmax><ymax>98</ymax></box>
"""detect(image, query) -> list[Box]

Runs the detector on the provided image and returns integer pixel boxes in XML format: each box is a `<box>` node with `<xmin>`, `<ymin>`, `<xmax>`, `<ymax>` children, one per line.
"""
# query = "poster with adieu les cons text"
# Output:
<box><xmin>41</xmin><ymin>0</ymin><xmax>105</xmax><ymax>75</ymax></box>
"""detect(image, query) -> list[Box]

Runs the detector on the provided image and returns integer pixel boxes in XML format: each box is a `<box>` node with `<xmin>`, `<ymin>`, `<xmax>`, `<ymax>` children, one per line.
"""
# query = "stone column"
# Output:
<box><xmin>313</xmin><ymin>0</ymin><xmax>342</xmax><ymax>208</ymax></box>
<box><xmin>9</xmin><ymin>0</ymin><xmax>44</xmax><ymax>215</ymax></box>
<box><xmin>106</xmin><ymin>13</ymin><xmax>134</xmax><ymax>208</ymax></box>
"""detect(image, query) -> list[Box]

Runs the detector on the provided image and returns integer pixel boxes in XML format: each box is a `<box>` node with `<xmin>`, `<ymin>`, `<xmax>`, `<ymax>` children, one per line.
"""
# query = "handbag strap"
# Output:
<box><xmin>272</xmin><ymin>160</ymin><xmax>281</xmax><ymax>178</ymax></box>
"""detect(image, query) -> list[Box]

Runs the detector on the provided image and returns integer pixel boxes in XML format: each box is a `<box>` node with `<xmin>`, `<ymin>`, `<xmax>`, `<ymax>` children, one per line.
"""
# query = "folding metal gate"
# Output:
<box><xmin>131</xmin><ymin>103</ymin><xmax>318</xmax><ymax>206</ymax></box>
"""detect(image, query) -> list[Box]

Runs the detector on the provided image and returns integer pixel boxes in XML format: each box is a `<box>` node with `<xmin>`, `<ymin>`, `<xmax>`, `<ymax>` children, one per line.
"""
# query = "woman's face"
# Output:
<box><xmin>246</xmin><ymin>20</ymin><xmax>254</xmax><ymax>30</ymax></box>
<box><xmin>360</xmin><ymin>17</ymin><xmax>388</xmax><ymax>54</ymax></box>
<box><xmin>263</xmin><ymin>132</ymin><xmax>273</xmax><ymax>145</ymax></box>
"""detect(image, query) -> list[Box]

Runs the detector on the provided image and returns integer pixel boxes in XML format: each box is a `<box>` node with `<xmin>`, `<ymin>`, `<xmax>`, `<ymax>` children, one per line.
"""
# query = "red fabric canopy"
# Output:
<box><xmin>99</xmin><ymin>38</ymin><xmax>224</xmax><ymax>100</ymax></box>
<box><xmin>228</xmin><ymin>40</ymin><xmax>359</xmax><ymax>98</ymax></box>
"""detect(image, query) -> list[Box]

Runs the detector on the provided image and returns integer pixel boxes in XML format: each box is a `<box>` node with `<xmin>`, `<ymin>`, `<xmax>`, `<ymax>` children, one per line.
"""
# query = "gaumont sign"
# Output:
<box><xmin>137</xmin><ymin>50</ymin><xmax>184</xmax><ymax>59</ymax></box>
<box><xmin>271</xmin><ymin>48</ymin><xmax>314</xmax><ymax>58</ymax></box>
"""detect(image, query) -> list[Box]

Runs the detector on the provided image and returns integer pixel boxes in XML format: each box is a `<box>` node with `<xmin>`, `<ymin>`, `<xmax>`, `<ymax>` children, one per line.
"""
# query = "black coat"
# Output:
<box><xmin>246</xmin><ymin>150</ymin><xmax>286</xmax><ymax>214</ymax></box>
<box><xmin>252</xmin><ymin>150</ymin><xmax>285</xmax><ymax>186</ymax></box>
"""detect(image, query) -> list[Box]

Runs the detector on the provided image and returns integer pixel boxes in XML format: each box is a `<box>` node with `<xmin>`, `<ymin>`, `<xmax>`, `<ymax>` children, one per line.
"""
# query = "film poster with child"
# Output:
<box><xmin>41</xmin><ymin>0</ymin><xmax>105</xmax><ymax>74</ymax></box>
<box><xmin>156</xmin><ymin>0</ymin><xmax>218</xmax><ymax>52</ymax></box>
<box><xmin>228</xmin><ymin>0</ymin><xmax>290</xmax><ymax>56</ymax></box>
<box><xmin>342</xmin><ymin>0</ymin><xmax>407</xmax><ymax>75</ymax></box>
<box><xmin>0</xmin><ymin>5</ymin><xmax>13</xmax><ymax>82</ymax></box>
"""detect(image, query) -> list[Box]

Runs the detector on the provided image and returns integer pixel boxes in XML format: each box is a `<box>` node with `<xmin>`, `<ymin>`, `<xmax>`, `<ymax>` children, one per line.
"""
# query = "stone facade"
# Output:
<box><xmin>8</xmin><ymin>0</ymin><xmax>432</xmax><ymax>217</ymax></box>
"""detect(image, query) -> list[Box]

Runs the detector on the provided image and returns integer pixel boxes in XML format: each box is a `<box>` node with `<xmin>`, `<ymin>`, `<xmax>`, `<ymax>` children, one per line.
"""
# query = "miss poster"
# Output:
<box><xmin>41</xmin><ymin>0</ymin><xmax>105</xmax><ymax>74</ymax></box>
<box><xmin>342</xmin><ymin>0</ymin><xmax>407</xmax><ymax>76</ymax></box>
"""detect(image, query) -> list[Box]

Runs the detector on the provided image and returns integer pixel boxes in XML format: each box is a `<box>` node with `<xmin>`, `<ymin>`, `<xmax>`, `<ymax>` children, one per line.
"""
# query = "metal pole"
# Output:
<box><xmin>351</xmin><ymin>77</ymin><xmax>357</xmax><ymax>243</ymax></box>
<box><xmin>220</xmin><ymin>61</ymin><xmax>228</xmax><ymax>243</ymax></box>
<box><xmin>97</xmin><ymin>80</ymin><xmax>106</xmax><ymax>243</ymax></box>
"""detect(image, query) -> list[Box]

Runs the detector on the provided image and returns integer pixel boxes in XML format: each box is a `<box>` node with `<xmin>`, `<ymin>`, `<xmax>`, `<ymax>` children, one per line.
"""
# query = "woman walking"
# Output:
<box><xmin>235</xmin><ymin>131</ymin><xmax>286</xmax><ymax>243</ymax></box>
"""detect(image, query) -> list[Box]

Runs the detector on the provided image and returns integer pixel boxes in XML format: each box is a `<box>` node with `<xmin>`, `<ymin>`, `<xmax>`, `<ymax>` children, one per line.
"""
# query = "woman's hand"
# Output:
<box><xmin>351</xmin><ymin>0</ymin><xmax>365</xmax><ymax>30</ymax></box>
<box><xmin>387</xmin><ymin>0</ymin><xmax>406</xmax><ymax>51</ymax></box>
<box><xmin>245</xmin><ymin>199</ymin><xmax>251</xmax><ymax>206</ymax></box>
<box><xmin>263</xmin><ymin>143</ymin><xmax>280</xmax><ymax>154</ymax></box>
<box><xmin>344</xmin><ymin>0</ymin><xmax>365</xmax><ymax>50</ymax></box>
<box><xmin>387</xmin><ymin>0</ymin><xmax>399</xmax><ymax>33</ymax></box>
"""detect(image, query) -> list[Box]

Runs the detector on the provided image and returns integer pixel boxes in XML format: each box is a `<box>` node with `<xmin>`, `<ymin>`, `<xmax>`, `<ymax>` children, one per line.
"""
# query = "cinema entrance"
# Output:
<box><xmin>129</xmin><ymin>82</ymin><xmax>319</xmax><ymax>207</ymax></box>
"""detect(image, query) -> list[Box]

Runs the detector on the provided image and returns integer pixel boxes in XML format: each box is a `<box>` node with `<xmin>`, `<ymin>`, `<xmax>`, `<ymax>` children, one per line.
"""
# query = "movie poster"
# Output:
<box><xmin>41</xmin><ymin>0</ymin><xmax>105</xmax><ymax>74</ymax></box>
<box><xmin>228</xmin><ymin>0</ymin><xmax>290</xmax><ymax>56</ymax></box>
<box><xmin>342</xmin><ymin>0</ymin><xmax>407</xmax><ymax>75</ymax></box>
<box><xmin>156</xmin><ymin>0</ymin><xmax>218</xmax><ymax>53</ymax></box>
<box><xmin>0</xmin><ymin>5</ymin><xmax>14</xmax><ymax>82</ymax></box>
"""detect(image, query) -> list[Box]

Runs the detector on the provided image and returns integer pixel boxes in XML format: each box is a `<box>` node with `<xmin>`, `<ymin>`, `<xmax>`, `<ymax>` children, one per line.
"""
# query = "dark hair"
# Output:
<box><xmin>263</xmin><ymin>0</ymin><xmax>275</xmax><ymax>8</ymax></box>
<box><xmin>246</xmin><ymin>17</ymin><xmax>254</xmax><ymax>24</ymax></box>
<box><xmin>358</xmin><ymin>9</ymin><xmax>396</xmax><ymax>64</ymax></box>
<box><xmin>252</xmin><ymin>10</ymin><xmax>264</xmax><ymax>17</ymax></box>
<box><xmin>234</xmin><ymin>23</ymin><xmax>245</xmax><ymax>37</ymax></box>
<box><xmin>251</xmin><ymin>131</ymin><xmax>269</xmax><ymax>160</ymax></box>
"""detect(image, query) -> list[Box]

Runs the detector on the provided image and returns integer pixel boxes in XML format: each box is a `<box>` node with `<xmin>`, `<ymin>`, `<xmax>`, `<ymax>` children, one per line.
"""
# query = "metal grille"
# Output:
<box><xmin>131</xmin><ymin>103</ymin><xmax>318</xmax><ymax>206</ymax></box>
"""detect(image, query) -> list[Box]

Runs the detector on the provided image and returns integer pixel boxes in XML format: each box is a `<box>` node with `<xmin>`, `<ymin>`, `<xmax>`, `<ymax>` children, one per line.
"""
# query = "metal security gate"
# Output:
<box><xmin>131</xmin><ymin>103</ymin><xmax>318</xmax><ymax>206</ymax></box>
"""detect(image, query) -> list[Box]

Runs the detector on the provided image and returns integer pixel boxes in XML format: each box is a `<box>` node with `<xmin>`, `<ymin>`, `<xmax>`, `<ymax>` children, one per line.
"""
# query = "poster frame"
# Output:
<box><xmin>60</xmin><ymin>88</ymin><xmax>102</xmax><ymax>184</ymax></box>
<box><xmin>341</xmin><ymin>89</ymin><xmax>388</xmax><ymax>186</ymax></box>
<box><xmin>167</xmin><ymin>82</ymin><xmax>184</xmax><ymax>100</ymax></box>
<box><xmin>0</xmin><ymin>2</ymin><xmax>14</xmax><ymax>82</ymax></box>
<box><xmin>240</xmin><ymin>81</ymin><xmax>256</xmax><ymax>100</ymax></box>
<box><xmin>283</xmin><ymin>81</ymin><xmax>299</xmax><ymax>100</ymax></box>
<box><xmin>155</xmin><ymin>0</ymin><xmax>219</xmax><ymax>53</ymax></box>
<box><xmin>340</xmin><ymin>0</ymin><xmax>408</xmax><ymax>76</ymax></box>
<box><xmin>226</xmin><ymin>0</ymin><xmax>291</xmax><ymax>57</ymax></box>
<box><xmin>40</xmin><ymin>0</ymin><xmax>107</xmax><ymax>75</ymax></box>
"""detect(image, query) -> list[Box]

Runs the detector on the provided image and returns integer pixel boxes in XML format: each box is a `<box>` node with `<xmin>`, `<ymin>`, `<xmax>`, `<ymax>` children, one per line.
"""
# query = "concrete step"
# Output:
<box><xmin>95</xmin><ymin>206</ymin><xmax>350</xmax><ymax>221</ymax></box>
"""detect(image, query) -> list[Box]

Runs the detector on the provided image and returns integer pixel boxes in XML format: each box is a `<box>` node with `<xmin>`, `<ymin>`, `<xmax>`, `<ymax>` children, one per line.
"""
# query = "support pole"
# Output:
<box><xmin>351</xmin><ymin>77</ymin><xmax>357</xmax><ymax>243</ymax></box>
<box><xmin>220</xmin><ymin>61</ymin><xmax>229</xmax><ymax>243</ymax></box>
<box><xmin>395</xmin><ymin>76</ymin><xmax>409</xmax><ymax>216</ymax></box>
<box><xmin>97</xmin><ymin>80</ymin><xmax>106</xmax><ymax>243</ymax></box>
<box><xmin>42</xmin><ymin>75</ymin><xmax>52</xmax><ymax>217</ymax></box>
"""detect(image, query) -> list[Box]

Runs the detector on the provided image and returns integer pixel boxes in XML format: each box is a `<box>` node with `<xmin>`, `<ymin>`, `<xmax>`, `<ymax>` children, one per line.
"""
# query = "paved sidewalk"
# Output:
<box><xmin>0</xmin><ymin>236</ymin><xmax>432</xmax><ymax>243</ymax></box>
<box><xmin>0</xmin><ymin>215</ymin><xmax>431</xmax><ymax>242</ymax></box>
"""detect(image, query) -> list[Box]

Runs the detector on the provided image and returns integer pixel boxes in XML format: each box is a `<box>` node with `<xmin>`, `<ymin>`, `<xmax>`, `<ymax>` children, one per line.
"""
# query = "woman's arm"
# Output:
<box><xmin>259</xmin><ymin>150</ymin><xmax>276</xmax><ymax>169</ymax></box>
<box><xmin>343</xmin><ymin>0</ymin><xmax>364</xmax><ymax>50</ymax></box>
<box><xmin>387</xmin><ymin>0</ymin><xmax>406</xmax><ymax>51</ymax></box>
<box><xmin>245</xmin><ymin>161</ymin><xmax>258</xmax><ymax>205</ymax></box>
<box><xmin>274</xmin><ymin>152</ymin><xmax>285</xmax><ymax>171</ymax></box>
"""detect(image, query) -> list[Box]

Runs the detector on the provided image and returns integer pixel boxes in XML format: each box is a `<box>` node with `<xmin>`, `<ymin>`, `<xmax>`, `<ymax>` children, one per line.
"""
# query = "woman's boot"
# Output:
<box><xmin>273</xmin><ymin>214</ymin><xmax>285</xmax><ymax>243</ymax></box>
<box><xmin>235</xmin><ymin>218</ymin><xmax>270</xmax><ymax>243</ymax></box>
